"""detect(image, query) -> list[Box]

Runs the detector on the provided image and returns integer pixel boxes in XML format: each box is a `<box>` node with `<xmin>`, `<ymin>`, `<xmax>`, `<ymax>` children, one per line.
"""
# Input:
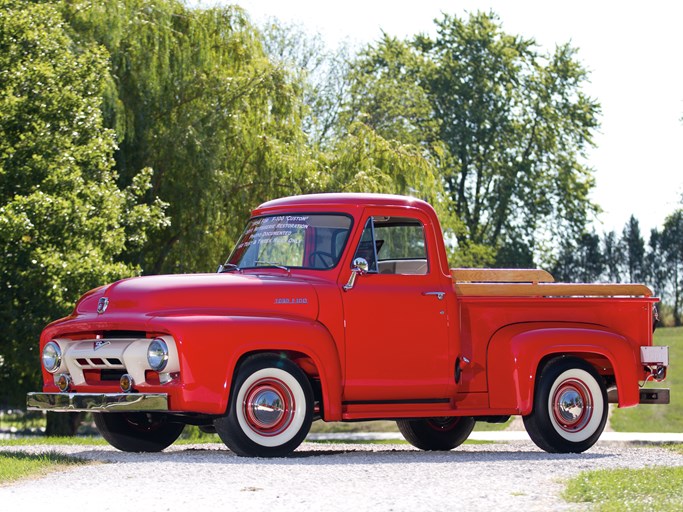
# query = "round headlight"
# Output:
<box><xmin>147</xmin><ymin>338</ymin><xmax>169</xmax><ymax>372</ymax></box>
<box><xmin>42</xmin><ymin>341</ymin><xmax>62</xmax><ymax>374</ymax></box>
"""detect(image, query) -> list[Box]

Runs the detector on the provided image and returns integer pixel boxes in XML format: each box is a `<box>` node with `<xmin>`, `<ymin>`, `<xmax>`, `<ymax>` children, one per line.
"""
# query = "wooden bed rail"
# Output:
<box><xmin>451</xmin><ymin>268</ymin><xmax>653</xmax><ymax>298</ymax></box>
<box><xmin>451</xmin><ymin>268</ymin><xmax>554</xmax><ymax>284</ymax></box>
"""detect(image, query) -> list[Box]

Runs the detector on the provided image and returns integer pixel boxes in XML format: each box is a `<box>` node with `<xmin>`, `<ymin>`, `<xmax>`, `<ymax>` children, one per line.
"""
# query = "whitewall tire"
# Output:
<box><xmin>215</xmin><ymin>355</ymin><xmax>313</xmax><ymax>457</ymax></box>
<box><xmin>523</xmin><ymin>356</ymin><xmax>607</xmax><ymax>453</ymax></box>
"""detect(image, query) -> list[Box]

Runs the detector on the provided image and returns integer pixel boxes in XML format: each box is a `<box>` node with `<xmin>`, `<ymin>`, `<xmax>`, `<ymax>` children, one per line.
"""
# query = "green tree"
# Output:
<box><xmin>345</xmin><ymin>12</ymin><xmax>600</xmax><ymax>266</ymax></box>
<box><xmin>551</xmin><ymin>232</ymin><xmax>604</xmax><ymax>283</ymax></box>
<box><xmin>315</xmin><ymin>123</ymin><xmax>438</xmax><ymax>196</ymax></box>
<box><xmin>550</xmin><ymin>242</ymin><xmax>577</xmax><ymax>283</ymax></box>
<box><xmin>645</xmin><ymin>228</ymin><xmax>668</xmax><ymax>301</ymax></box>
<box><xmin>661</xmin><ymin>210</ymin><xmax>683</xmax><ymax>326</ymax></box>
<box><xmin>0</xmin><ymin>0</ymin><xmax>165</xmax><ymax>408</ymax></box>
<box><xmin>66</xmin><ymin>3</ymin><xmax>467</xmax><ymax>273</ymax></box>
<box><xmin>345</xmin><ymin>35</ymin><xmax>440</xmax><ymax>149</ymax></box>
<box><xmin>577</xmin><ymin>233</ymin><xmax>605</xmax><ymax>282</ymax></box>
<box><xmin>602</xmin><ymin>230</ymin><xmax>623</xmax><ymax>283</ymax></box>
<box><xmin>621</xmin><ymin>215</ymin><xmax>645</xmax><ymax>283</ymax></box>
<box><xmin>260</xmin><ymin>19</ymin><xmax>351</xmax><ymax>147</ymax></box>
<box><xmin>64</xmin><ymin>0</ymin><xmax>315</xmax><ymax>274</ymax></box>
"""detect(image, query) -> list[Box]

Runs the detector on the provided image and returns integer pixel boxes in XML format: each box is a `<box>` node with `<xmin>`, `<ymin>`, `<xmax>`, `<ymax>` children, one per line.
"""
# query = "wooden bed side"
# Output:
<box><xmin>453</xmin><ymin>282</ymin><xmax>653</xmax><ymax>297</ymax></box>
<box><xmin>450</xmin><ymin>268</ymin><xmax>653</xmax><ymax>297</ymax></box>
<box><xmin>451</xmin><ymin>268</ymin><xmax>555</xmax><ymax>283</ymax></box>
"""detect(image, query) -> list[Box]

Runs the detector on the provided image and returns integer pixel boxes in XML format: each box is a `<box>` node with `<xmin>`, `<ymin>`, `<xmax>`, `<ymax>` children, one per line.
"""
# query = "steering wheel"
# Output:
<box><xmin>308</xmin><ymin>251</ymin><xmax>335</xmax><ymax>269</ymax></box>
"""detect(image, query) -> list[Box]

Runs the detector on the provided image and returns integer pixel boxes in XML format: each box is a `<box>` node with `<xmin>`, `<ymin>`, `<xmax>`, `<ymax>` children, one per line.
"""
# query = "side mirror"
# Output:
<box><xmin>343</xmin><ymin>257</ymin><xmax>369</xmax><ymax>291</ymax></box>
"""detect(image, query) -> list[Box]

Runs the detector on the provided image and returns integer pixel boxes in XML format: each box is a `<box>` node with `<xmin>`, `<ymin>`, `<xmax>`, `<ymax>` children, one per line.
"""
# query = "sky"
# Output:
<box><xmin>194</xmin><ymin>0</ymin><xmax>683</xmax><ymax>237</ymax></box>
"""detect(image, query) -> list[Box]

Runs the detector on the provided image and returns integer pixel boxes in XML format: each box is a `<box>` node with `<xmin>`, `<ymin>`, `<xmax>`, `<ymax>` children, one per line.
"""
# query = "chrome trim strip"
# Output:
<box><xmin>26</xmin><ymin>392</ymin><xmax>169</xmax><ymax>412</ymax></box>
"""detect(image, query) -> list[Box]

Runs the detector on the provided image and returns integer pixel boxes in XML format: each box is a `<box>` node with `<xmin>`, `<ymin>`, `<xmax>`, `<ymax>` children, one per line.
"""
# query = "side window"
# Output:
<box><xmin>352</xmin><ymin>216</ymin><xmax>428</xmax><ymax>275</ymax></box>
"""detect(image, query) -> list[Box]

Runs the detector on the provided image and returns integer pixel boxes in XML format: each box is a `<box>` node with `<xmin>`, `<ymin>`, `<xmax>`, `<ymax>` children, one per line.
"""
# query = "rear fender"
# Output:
<box><xmin>487</xmin><ymin>323</ymin><xmax>640</xmax><ymax>414</ymax></box>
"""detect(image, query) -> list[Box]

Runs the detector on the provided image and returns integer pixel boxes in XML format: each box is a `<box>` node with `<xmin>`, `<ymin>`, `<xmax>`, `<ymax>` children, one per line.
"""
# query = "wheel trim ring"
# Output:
<box><xmin>551</xmin><ymin>378</ymin><xmax>593</xmax><ymax>433</ymax></box>
<box><xmin>243</xmin><ymin>378</ymin><xmax>295</xmax><ymax>437</ymax></box>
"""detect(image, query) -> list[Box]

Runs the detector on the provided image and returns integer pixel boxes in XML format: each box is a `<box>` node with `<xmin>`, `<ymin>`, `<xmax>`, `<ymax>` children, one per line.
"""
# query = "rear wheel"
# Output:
<box><xmin>523</xmin><ymin>356</ymin><xmax>607</xmax><ymax>453</ymax></box>
<box><xmin>93</xmin><ymin>412</ymin><xmax>185</xmax><ymax>452</ymax></box>
<box><xmin>397</xmin><ymin>416</ymin><xmax>475</xmax><ymax>451</ymax></box>
<box><xmin>214</xmin><ymin>355</ymin><xmax>313</xmax><ymax>457</ymax></box>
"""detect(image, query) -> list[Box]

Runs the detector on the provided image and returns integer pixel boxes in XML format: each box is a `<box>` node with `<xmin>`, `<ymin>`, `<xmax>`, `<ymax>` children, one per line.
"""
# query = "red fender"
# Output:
<box><xmin>487</xmin><ymin>323</ymin><xmax>640</xmax><ymax>414</ymax></box>
<box><xmin>147</xmin><ymin>315</ymin><xmax>343</xmax><ymax>419</ymax></box>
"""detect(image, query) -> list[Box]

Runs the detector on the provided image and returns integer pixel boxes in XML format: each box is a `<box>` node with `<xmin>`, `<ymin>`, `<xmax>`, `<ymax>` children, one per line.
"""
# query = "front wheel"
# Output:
<box><xmin>397</xmin><ymin>416</ymin><xmax>475</xmax><ymax>451</ymax></box>
<box><xmin>523</xmin><ymin>356</ymin><xmax>607</xmax><ymax>453</ymax></box>
<box><xmin>93</xmin><ymin>412</ymin><xmax>185</xmax><ymax>452</ymax></box>
<box><xmin>214</xmin><ymin>355</ymin><xmax>314</xmax><ymax>457</ymax></box>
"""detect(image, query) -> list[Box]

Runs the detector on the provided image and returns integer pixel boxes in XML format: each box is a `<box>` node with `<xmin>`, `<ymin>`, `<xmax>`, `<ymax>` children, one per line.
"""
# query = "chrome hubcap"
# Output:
<box><xmin>557</xmin><ymin>389</ymin><xmax>583</xmax><ymax>423</ymax></box>
<box><xmin>553</xmin><ymin>379</ymin><xmax>593</xmax><ymax>433</ymax></box>
<box><xmin>244</xmin><ymin>378</ymin><xmax>294</xmax><ymax>436</ymax></box>
<box><xmin>251</xmin><ymin>389</ymin><xmax>284</xmax><ymax>426</ymax></box>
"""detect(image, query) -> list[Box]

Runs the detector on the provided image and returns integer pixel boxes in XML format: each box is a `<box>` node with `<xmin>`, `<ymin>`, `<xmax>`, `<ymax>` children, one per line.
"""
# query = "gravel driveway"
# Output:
<box><xmin>2</xmin><ymin>440</ymin><xmax>682</xmax><ymax>511</ymax></box>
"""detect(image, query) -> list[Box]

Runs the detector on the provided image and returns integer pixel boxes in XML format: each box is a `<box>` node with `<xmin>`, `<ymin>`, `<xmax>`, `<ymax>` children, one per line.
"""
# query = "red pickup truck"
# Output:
<box><xmin>28</xmin><ymin>193</ymin><xmax>669</xmax><ymax>457</ymax></box>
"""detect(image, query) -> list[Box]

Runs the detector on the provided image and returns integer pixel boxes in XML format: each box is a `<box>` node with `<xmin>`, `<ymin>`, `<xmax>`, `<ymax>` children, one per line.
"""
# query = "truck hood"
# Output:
<box><xmin>75</xmin><ymin>273</ymin><xmax>319</xmax><ymax>321</ymax></box>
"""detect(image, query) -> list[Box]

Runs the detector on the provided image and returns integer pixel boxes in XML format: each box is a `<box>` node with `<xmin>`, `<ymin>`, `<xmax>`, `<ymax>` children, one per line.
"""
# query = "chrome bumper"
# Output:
<box><xmin>27</xmin><ymin>392</ymin><xmax>169</xmax><ymax>412</ymax></box>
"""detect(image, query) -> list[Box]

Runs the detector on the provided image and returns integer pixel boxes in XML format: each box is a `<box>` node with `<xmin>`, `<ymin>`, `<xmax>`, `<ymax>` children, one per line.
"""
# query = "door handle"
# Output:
<box><xmin>422</xmin><ymin>291</ymin><xmax>445</xmax><ymax>300</ymax></box>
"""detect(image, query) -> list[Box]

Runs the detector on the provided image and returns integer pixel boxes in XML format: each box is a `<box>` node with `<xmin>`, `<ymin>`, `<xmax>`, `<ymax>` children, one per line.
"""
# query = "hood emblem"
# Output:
<box><xmin>97</xmin><ymin>297</ymin><xmax>109</xmax><ymax>314</ymax></box>
<box><xmin>94</xmin><ymin>340</ymin><xmax>110</xmax><ymax>351</ymax></box>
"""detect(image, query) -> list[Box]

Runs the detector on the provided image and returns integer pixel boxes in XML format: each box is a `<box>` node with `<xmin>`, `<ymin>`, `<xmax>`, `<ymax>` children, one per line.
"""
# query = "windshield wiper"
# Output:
<box><xmin>255</xmin><ymin>261</ymin><xmax>290</xmax><ymax>272</ymax></box>
<box><xmin>217</xmin><ymin>263</ymin><xmax>240</xmax><ymax>273</ymax></box>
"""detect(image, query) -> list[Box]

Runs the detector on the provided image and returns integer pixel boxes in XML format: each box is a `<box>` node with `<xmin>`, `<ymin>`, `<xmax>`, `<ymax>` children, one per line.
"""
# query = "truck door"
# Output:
<box><xmin>340</xmin><ymin>210</ymin><xmax>451</xmax><ymax>402</ymax></box>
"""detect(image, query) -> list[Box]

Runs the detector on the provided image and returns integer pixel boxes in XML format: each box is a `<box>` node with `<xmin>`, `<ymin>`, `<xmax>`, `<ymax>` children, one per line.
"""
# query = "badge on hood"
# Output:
<box><xmin>97</xmin><ymin>297</ymin><xmax>109</xmax><ymax>314</ymax></box>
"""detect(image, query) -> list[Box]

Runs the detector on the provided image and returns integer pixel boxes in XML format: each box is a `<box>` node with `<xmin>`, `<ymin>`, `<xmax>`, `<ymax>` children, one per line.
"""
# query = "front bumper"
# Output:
<box><xmin>27</xmin><ymin>392</ymin><xmax>168</xmax><ymax>412</ymax></box>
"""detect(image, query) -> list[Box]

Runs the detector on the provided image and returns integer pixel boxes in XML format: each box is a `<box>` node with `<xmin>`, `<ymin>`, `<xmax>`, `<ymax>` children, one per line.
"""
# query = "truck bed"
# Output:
<box><xmin>451</xmin><ymin>268</ymin><xmax>657</xmax><ymax>397</ymax></box>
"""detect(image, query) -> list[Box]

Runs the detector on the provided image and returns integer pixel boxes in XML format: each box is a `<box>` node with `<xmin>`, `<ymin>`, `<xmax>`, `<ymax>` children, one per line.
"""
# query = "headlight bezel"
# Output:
<box><xmin>147</xmin><ymin>338</ymin><xmax>169</xmax><ymax>372</ymax></box>
<box><xmin>42</xmin><ymin>341</ymin><xmax>62</xmax><ymax>374</ymax></box>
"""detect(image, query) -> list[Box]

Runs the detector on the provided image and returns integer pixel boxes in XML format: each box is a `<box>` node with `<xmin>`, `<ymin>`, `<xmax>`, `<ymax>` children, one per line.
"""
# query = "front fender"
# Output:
<box><xmin>487</xmin><ymin>323</ymin><xmax>640</xmax><ymax>414</ymax></box>
<box><xmin>147</xmin><ymin>315</ymin><xmax>342</xmax><ymax>419</ymax></box>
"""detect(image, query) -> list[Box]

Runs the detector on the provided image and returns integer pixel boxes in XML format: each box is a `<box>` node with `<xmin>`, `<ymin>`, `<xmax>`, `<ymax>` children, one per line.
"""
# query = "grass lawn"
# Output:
<box><xmin>611</xmin><ymin>327</ymin><xmax>682</xmax><ymax>432</ymax></box>
<box><xmin>563</xmin><ymin>461</ymin><xmax>683</xmax><ymax>511</ymax></box>
<box><xmin>0</xmin><ymin>436</ymin><xmax>107</xmax><ymax>447</ymax></box>
<box><xmin>309</xmin><ymin>419</ymin><xmax>398</xmax><ymax>433</ymax></box>
<box><xmin>0</xmin><ymin>451</ymin><xmax>88</xmax><ymax>484</ymax></box>
<box><xmin>308</xmin><ymin>417</ymin><xmax>510</xmax><ymax>434</ymax></box>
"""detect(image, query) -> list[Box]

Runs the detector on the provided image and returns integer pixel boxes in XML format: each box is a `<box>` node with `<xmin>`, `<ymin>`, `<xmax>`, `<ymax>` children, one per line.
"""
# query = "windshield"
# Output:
<box><xmin>225</xmin><ymin>214</ymin><xmax>353</xmax><ymax>270</ymax></box>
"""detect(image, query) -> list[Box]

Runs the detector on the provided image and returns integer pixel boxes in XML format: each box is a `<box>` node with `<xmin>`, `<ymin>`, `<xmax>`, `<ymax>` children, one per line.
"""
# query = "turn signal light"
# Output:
<box><xmin>119</xmin><ymin>373</ymin><xmax>134</xmax><ymax>393</ymax></box>
<box><xmin>56</xmin><ymin>373</ymin><xmax>71</xmax><ymax>392</ymax></box>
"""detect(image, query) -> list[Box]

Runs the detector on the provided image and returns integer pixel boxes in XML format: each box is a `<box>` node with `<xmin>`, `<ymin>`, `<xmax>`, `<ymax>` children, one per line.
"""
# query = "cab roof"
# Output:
<box><xmin>255</xmin><ymin>193</ymin><xmax>432</xmax><ymax>215</ymax></box>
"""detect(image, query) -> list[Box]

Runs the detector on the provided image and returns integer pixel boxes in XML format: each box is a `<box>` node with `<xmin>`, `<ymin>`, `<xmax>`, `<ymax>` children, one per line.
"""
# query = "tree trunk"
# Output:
<box><xmin>45</xmin><ymin>412</ymin><xmax>82</xmax><ymax>436</ymax></box>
